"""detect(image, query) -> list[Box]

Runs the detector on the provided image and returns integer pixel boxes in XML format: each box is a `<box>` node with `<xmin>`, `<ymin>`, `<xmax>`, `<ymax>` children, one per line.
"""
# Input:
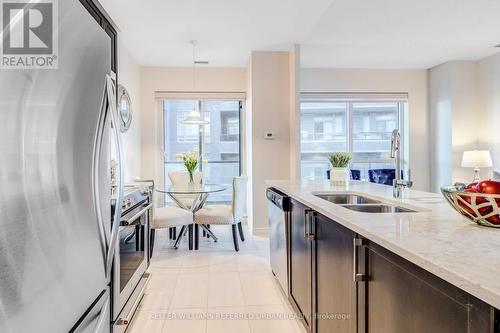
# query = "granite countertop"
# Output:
<box><xmin>266</xmin><ymin>180</ymin><xmax>500</xmax><ymax>309</ymax></box>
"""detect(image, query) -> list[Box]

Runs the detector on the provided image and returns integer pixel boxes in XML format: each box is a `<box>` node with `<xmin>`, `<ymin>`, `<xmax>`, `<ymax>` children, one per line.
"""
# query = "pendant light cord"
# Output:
<box><xmin>191</xmin><ymin>40</ymin><xmax>196</xmax><ymax>92</ymax></box>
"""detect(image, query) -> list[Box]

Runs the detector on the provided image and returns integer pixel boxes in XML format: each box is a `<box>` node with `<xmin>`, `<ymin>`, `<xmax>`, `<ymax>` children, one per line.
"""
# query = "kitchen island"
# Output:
<box><xmin>267</xmin><ymin>180</ymin><xmax>500</xmax><ymax>333</ymax></box>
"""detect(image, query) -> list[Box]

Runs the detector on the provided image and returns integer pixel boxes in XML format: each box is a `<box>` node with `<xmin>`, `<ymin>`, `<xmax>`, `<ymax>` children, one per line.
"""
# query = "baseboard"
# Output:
<box><xmin>252</xmin><ymin>227</ymin><xmax>269</xmax><ymax>237</ymax></box>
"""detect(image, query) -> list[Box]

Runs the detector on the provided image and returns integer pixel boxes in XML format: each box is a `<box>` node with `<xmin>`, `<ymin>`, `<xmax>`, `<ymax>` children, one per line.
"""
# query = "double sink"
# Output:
<box><xmin>315</xmin><ymin>193</ymin><xmax>417</xmax><ymax>213</ymax></box>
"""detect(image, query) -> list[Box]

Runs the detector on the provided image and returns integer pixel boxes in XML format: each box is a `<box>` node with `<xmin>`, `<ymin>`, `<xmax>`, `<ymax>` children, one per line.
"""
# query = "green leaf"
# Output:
<box><xmin>328</xmin><ymin>152</ymin><xmax>352</xmax><ymax>168</ymax></box>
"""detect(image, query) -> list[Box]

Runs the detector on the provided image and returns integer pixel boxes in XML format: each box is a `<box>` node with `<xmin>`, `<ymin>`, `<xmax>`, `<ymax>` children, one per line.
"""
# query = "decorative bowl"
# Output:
<box><xmin>441</xmin><ymin>185</ymin><xmax>500</xmax><ymax>228</ymax></box>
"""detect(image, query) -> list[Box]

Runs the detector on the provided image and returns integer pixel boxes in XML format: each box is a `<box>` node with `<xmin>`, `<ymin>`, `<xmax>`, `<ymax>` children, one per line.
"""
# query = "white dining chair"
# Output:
<box><xmin>150</xmin><ymin>206</ymin><xmax>193</xmax><ymax>253</ymax></box>
<box><xmin>150</xmin><ymin>178</ymin><xmax>194</xmax><ymax>253</ymax></box>
<box><xmin>168</xmin><ymin>171</ymin><xmax>204</xmax><ymax>209</ymax></box>
<box><xmin>194</xmin><ymin>176</ymin><xmax>247</xmax><ymax>251</ymax></box>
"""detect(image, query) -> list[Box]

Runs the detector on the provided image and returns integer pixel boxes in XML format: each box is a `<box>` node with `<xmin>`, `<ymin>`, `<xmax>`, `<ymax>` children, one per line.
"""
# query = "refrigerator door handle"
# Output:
<box><xmin>92</xmin><ymin>79</ymin><xmax>111</xmax><ymax>271</ymax></box>
<box><xmin>105</xmin><ymin>74</ymin><xmax>124</xmax><ymax>279</ymax></box>
<box><xmin>91</xmin><ymin>298</ymin><xmax>110</xmax><ymax>333</ymax></box>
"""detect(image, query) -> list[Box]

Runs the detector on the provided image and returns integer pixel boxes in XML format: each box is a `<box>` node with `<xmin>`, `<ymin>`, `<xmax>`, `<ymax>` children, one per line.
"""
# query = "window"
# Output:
<box><xmin>176</xmin><ymin>111</ymin><xmax>211</xmax><ymax>143</ymax></box>
<box><xmin>164</xmin><ymin>101</ymin><xmax>211</xmax><ymax>143</ymax></box>
<box><xmin>221</xmin><ymin>153</ymin><xmax>239</xmax><ymax>161</ymax></box>
<box><xmin>220</xmin><ymin>110</ymin><xmax>239</xmax><ymax>142</ymax></box>
<box><xmin>301</xmin><ymin>102</ymin><xmax>348</xmax><ymax>180</ymax></box>
<box><xmin>300</xmin><ymin>94</ymin><xmax>407</xmax><ymax>181</ymax></box>
<box><xmin>164</xmin><ymin>99</ymin><xmax>243</xmax><ymax>204</ymax></box>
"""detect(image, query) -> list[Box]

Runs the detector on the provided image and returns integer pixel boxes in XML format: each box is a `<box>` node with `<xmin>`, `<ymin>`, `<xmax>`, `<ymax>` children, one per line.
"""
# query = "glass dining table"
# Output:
<box><xmin>156</xmin><ymin>184</ymin><xmax>227</xmax><ymax>250</ymax></box>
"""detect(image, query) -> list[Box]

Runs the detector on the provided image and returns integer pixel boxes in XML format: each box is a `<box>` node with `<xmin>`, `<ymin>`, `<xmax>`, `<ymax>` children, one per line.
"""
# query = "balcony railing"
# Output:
<box><xmin>301</xmin><ymin>132</ymin><xmax>394</xmax><ymax>142</ymax></box>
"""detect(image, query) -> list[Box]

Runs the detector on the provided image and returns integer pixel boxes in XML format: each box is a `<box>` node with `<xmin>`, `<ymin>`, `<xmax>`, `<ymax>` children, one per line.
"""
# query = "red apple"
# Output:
<box><xmin>458</xmin><ymin>187</ymin><xmax>478</xmax><ymax>216</ymax></box>
<box><xmin>466</xmin><ymin>182</ymin><xmax>478</xmax><ymax>190</ymax></box>
<box><xmin>475</xmin><ymin>180</ymin><xmax>500</xmax><ymax>194</ymax></box>
<box><xmin>475</xmin><ymin>195</ymin><xmax>489</xmax><ymax>206</ymax></box>
<box><xmin>475</xmin><ymin>193</ymin><xmax>493</xmax><ymax>218</ymax></box>
<box><xmin>475</xmin><ymin>180</ymin><xmax>500</xmax><ymax>207</ymax></box>
<box><xmin>478</xmin><ymin>205</ymin><xmax>493</xmax><ymax>216</ymax></box>
<box><xmin>486</xmin><ymin>214</ymin><xmax>500</xmax><ymax>224</ymax></box>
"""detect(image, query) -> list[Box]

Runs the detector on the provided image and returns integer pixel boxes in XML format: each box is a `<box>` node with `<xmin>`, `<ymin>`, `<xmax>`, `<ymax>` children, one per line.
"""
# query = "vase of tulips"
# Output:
<box><xmin>328</xmin><ymin>152</ymin><xmax>352</xmax><ymax>186</ymax></box>
<box><xmin>176</xmin><ymin>147</ymin><xmax>199</xmax><ymax>185</ymax></box>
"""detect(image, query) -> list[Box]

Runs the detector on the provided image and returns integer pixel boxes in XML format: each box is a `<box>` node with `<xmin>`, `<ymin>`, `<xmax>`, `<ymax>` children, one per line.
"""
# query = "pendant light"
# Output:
<box><xmin>182</xmin><ymin>40</ymin><xmax>209</xmax><ymax>125</ymax></box>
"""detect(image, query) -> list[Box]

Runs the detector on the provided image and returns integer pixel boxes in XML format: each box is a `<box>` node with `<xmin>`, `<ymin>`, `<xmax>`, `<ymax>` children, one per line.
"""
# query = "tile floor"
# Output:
<box><xmin>128</xmin><ymin>225</ymin><xmax>305</xmax><ymax>333</ymax></box>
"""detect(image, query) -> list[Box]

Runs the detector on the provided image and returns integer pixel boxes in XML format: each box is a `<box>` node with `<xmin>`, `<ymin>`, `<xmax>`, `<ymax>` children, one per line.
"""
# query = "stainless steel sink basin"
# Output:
<box><xmin>342</xmin><ymin>204</ymin><xmax>416</xmax><ymax>213</ymax></box>
<box><xmin>314</xmin><ymin>193</ymin><xmax>418</xmax><ymax>213</ymax></box>
<box><xmin>315</xmin><ymin>194</ymin><xmax>381</xmax><ymax>205</ymax></box>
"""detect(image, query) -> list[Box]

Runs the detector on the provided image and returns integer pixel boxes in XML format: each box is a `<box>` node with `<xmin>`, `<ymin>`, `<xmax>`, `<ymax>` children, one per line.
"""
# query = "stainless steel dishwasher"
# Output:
<box><xmin>267</xmin><ymin>187</ymin><xmax>291</xmax><ymax>296</ymax></box>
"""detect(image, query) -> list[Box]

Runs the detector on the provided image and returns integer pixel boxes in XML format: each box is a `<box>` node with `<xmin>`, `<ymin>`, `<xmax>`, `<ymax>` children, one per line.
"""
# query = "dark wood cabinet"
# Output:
<box><xmin>289</xmin><ymin>199</ymin><xmax>313</xmax><ymax>332</ymax></box>
<box><xmin>314</xmin><ymin>213</ymin><xmax>357</xmax><ymax>333</ymax></box>
<box><xmin>289</xmin><ymin>203</ymin><xmax>359</xmax><ymax>333</ymax></box>
<box><xmin>359</xmin><ymin>241</ymin><xmax>495</xmax><ymax>333</ymax></box>
<box><xmin>288</xmin><ymin>200</ymin><xmax>498</xmax><ymax>333</ymax></box>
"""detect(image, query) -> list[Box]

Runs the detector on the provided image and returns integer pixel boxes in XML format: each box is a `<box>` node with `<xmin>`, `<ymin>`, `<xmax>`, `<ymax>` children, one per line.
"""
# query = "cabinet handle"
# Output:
<box><xmin>305</xmin><ymin>210</ymin><xmax>316</xmax><ymax>241</ymax></box>
<box><xmin>353</xmin><ymin>237</ymin><xmax>365</xmax><ymax>282</ymax></box>
<box><xmin>304</xmin><ymin>211</ymin><xmax>309</xmax><ymax>239</ymax></box>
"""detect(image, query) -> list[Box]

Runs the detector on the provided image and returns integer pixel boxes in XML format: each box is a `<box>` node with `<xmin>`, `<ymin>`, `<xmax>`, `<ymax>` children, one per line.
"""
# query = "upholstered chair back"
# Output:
<box><xmin>232</xmin><ymin>176</ymin><xmax>247</xmax><ymax>223</ymax></box>
<box><xmin>168</xmin><ymin>172</ymin><xmax>204</xmax><ymax>208</ymax></box>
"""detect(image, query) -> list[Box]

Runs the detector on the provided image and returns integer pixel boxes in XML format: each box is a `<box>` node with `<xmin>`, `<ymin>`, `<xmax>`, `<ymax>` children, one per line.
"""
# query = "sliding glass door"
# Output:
<box><xmin>163</xmin><ymin>99</ymin><xmax>242</xmax><ymax>204</ymax></box>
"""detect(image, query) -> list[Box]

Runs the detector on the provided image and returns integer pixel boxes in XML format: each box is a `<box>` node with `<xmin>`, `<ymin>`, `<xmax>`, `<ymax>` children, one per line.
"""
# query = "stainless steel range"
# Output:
<box><xmin>112</xmin><ymin>184</ymin><xmax>152</xmax><ymax>333</ymax></box>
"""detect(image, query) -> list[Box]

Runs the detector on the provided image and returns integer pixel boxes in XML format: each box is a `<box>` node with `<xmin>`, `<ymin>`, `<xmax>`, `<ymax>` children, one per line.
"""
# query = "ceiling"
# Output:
<box><xmin>100</xmin><ymin>0</ymin><xmax>500</xmax><ymax>69</ymax></box>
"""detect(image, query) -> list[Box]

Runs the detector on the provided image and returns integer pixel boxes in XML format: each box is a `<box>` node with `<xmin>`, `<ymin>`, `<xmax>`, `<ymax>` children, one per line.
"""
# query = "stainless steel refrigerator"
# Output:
<box><xmin>0</xmin><ymin>0</ymin><xmax>123</xmax><ymax>332</ymax></box>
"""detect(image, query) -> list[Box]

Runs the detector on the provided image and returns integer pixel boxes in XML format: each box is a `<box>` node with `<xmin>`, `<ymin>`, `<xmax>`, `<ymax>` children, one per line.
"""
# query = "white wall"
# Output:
<box><xmin>450</xmin><ymin>63</ymin><xmax>479</xmax><ymax>184</ymax></box>
<box><xmin>301</xmin><ymin>68</ymin><xmax>430</xmax><ymax>191</ymax></box>
<box><xmin>245</xmin><ymin>62</ymin><xmax>254</xmax><ymax>231</ymax></box>
<box><xmin>289</xmin><ymin>46</ymin><xmax>301</xmax><ymax>182</ymax></box>
<box><xmin>429</xmin><ymin>58</ymin><xmax>498</xmax><ymax>189</ymax></box>
<box><xmin>478</xmin><ymin>53</ymin><xmax>500</xmax><ymax>176</ymax></box>
<box><xmin>118</xmin><ymin>41</ymin><xmax>142</xmax><ymax>182</ymax></box>
<box><xmin>249</xmin><ymin>51</ymin><xmax>293</xmax><ymax>231</ymax></box>
<box><xmin>139</xmin><ymin>67</ymin><xmax>247</xmax><ymax>204</ymax></box>
<box><xmin>428</xmin><ymin>63</ymin><xmax>453</xmax><ymax>191</ymax></box>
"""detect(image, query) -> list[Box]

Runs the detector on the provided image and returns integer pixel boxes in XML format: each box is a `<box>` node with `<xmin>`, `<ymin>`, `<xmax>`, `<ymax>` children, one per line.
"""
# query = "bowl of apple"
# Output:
<box><xmin>441</xmin><ymin>180</ymin><xmax>500</xmax><ymax>228</ymax></box>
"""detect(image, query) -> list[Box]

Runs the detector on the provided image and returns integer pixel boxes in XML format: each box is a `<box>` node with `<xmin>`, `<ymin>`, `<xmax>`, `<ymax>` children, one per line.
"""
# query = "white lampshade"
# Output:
<box><xmin>181</xmin><ymin>109</ymin><xmax>209</xmax><ymax>125</ymax></box>
<box><xmin>461</xmin><ymin>150</ymin><xmax>493</xmax><ymax>168</ymax></box>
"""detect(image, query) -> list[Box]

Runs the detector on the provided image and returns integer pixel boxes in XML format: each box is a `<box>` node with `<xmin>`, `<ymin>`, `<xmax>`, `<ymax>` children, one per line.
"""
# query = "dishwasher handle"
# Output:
<box><xmin>266</xmin><ymin>188</ymin><xmax>290</xmax><ymax>211</ymax></box>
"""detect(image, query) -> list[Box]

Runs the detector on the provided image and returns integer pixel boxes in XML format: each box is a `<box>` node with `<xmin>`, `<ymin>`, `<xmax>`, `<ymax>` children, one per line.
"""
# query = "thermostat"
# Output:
<box><xmin>264</xmin><ymin>132</ymin><xmax>275</xmax><ymax>140</ymax></box>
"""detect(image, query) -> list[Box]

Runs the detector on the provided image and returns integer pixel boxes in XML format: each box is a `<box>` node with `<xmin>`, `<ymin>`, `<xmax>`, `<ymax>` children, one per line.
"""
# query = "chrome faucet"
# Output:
<box><xmin>390</xmin><ymin>129</ymin><xmax>412</xmax><ymax>198</ymax></box>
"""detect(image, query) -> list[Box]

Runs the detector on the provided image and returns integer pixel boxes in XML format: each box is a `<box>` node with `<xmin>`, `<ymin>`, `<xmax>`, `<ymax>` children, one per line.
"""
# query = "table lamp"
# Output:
<box><xmin>461</xmin><ymin>150</ymin><xmax>493</xmax><ymax>182</ymax></box>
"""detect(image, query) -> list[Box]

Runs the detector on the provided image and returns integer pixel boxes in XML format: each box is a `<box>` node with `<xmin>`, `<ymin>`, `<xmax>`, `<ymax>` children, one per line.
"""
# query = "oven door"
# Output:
<box><xmin>113</xmin><ymin>203</ymin><xmax>150</xmax><ymax>320</ymax></box>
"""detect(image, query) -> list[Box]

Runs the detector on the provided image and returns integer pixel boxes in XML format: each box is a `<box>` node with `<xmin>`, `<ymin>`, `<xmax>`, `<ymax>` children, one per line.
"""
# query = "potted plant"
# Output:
<box><xmin>175</xmin><ymin>147</ymin><xmax>199</xmax><ymax>184</ymax></box>
<box><xmin>328</xmin><ymin>152</ymin><xmax>352</xmax><ymax>185</ymax></box>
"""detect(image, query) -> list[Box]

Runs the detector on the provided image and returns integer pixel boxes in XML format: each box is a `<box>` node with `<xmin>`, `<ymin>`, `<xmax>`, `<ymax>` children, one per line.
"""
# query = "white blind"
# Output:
<box><xmin>155</xmin><ymin>91</ymin><xmax>246</xmax><ymax>100</ymax></box>
<box><xmin>301</xmin><ymin>92</ymin><xmax>408</xmax><ymax>102</ymax></box>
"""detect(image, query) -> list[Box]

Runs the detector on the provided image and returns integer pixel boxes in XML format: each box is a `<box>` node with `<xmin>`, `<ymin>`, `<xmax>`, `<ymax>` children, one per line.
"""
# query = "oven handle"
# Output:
<box><xmin>121</xmin><ymin>203</ymin><xmax>153</xmax><ymax>226</ymax></box>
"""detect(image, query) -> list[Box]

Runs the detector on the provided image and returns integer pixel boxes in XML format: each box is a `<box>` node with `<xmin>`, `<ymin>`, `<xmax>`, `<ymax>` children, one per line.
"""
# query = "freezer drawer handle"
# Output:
<box><xmin>116</xmin><ymin>273</ymin><xmax>151</xmax><ymax>326</ymax></box>
<box><xmin>91</xmin><ymin>298</ymin><xmax>110</xmax><ymax>333</ymax></box>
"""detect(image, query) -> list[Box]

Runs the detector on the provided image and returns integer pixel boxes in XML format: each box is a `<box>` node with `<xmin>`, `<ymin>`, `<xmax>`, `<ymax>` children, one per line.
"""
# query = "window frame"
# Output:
<box><xmin>299</xmin><ymin>93</ymin><xmax>408</xmax><ymax>180</ymax></box>
<box><xmin>162</xmin><ymin>98</ymin><xmax>244</xmax><ymax>204</ymax></box>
